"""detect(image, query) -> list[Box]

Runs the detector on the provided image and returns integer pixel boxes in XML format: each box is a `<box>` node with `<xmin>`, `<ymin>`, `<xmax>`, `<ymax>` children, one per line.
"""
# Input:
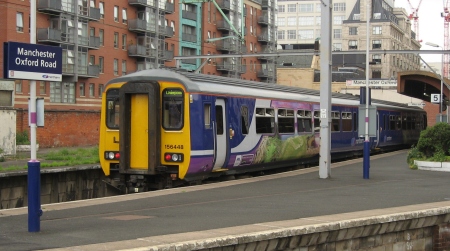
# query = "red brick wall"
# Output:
<box><xmin>16</xmin><ymin>110</ymin><xmax>100</xmax><ymax>148</ymax></box>
<box><xmin>433</xmin><ymin>223</ymin><xmax>450</xmax><ymax>251</ymax></box>
<box><xmin>423</xmin><ymin>101</ymin><xmax>446</xmax><ymax>127</ymax></box>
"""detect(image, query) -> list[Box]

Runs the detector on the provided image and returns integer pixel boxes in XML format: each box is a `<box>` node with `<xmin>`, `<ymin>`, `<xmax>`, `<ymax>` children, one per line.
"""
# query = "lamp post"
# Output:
<box><xmin>425</xmin><ymin>42</ymin><xmax>444</xmax><ymax>123</ymax></box>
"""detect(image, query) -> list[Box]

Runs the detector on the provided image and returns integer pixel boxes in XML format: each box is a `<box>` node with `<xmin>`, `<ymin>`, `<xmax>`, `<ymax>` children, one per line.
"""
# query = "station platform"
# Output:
<box><xmin>1</xmin><ymin>150</ymin><xmax>450</xmax><ymax>251</ymax></box>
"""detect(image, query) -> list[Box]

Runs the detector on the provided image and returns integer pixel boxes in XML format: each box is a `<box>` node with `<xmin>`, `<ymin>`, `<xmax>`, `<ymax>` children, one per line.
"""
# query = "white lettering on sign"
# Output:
<box><xmin>17</xmin><ymin>47</ymin><xmax>56</xmax><ymax>58</ymax></box>
<box><xmin>346</xmin><ymin>79</ymin><xmax>397</xmax><ymax>87</ymax></box>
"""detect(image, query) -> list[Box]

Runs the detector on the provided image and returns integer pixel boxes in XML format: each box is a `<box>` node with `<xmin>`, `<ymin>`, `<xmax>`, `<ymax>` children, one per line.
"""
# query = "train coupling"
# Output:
<box><xmin>126</xmin><ymin>175</ymin><xmax>148</xmax><ymax>193</ymax></box>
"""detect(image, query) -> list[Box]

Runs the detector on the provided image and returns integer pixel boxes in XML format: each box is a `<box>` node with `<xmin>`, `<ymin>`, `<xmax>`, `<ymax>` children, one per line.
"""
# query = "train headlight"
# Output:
<box><xmin>108</xmin><ymin>152</ymin><xmax>115</xmax><ymax>159</ymax></box>
<box><xmin>164</xmin><ymin>153</ymin><xmax>183</xmax><ymax>162</ymax></box>
<box><xmin>104</xmin><ymin>151</ymin><xmax>120</xmax><ymax>160</ymax></box>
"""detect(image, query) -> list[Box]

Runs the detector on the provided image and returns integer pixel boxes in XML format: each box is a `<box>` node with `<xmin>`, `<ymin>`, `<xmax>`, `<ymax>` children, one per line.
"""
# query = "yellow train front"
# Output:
<box><xmin>99</xmin><ymin>70</ymin><xmax>192</xmax><ymax>192</ymax></box>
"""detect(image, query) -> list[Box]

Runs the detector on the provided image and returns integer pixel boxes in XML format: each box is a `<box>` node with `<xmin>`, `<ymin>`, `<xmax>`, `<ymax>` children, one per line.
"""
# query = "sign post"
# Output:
<box><xmin>3</xmin><ymin>1</ymin><xmax>61</xmax><ymax>233</ymax></box>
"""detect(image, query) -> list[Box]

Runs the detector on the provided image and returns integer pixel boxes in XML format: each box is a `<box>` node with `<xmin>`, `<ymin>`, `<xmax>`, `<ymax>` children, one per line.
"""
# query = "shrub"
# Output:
<box><xmin>406</xmin><ymin>145</ymin><xmax>424</xmax><ymax>167</ymax></box>
<box><xmin>16</xmin><ymin>130</ymin><xmax>30</xmax><ymax>145</ymax></box>
<box><xmin>416</xmin><ymin>122</ymin><xmax>450</xmax><ymax>158</ymax></box>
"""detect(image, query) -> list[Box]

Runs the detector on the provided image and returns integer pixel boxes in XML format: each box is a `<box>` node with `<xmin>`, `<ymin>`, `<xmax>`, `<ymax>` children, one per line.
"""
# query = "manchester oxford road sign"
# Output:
<box><xmin>3</xmin><ymin>41</ymin><xmax>62</xmax><ymax>81</ymax></box>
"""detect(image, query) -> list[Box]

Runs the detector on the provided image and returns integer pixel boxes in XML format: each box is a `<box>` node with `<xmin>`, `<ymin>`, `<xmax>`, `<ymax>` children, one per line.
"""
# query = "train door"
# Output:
<box><xmin>119</xmin><ymin>82</ymin><xmax>160</xmax><ymax>174</ymax></box>
<box><xmin>213</xmin><ymin>99</ymin><xmax>227</xmax><ymax>170</ymax></box>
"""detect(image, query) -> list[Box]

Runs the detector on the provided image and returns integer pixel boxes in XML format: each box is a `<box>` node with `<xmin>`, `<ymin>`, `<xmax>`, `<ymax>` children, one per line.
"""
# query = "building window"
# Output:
<box><xmin>15</xmin><ymin>80</ymin><xmax>22</xmax><ymax>93</ymax></box>
<box><xmin>287</xmin><ymin>4</ymin><xmax>296</xmax><ymax>12</ymax></box>
<box><xmin>333</xmin><ymin>15</ymin><xmax>344</xmax><ymax>24</ymax></box>
<box><xmin>79</xmin><ymin>83</ymin><xmax>85</xmax><ymax>97</ymax></box>
<box><xmin>122</xmin><ymin>8</ymin><xmax>127</xmax><ymax>24</ymax></box>
<box><xmin>287</xmin><ymin>30</ymin><xmax>296</xmax><ymax>39</ymax></box>
<box><xmin>315</xmin><ymin>16</ymin><xmax>321</xmax><ymax>26</ymax></box>
<box><xmin>16</xmin><ymin>12</ymin><xmax>23</xmax><ymax>32</ymax></box>
<box><xmin>89</xmin><ymin>55</ymin><xmax>95</xmax><ymax>65</ymax></box>
<box><xmin>372</xmin><ymin>40</ymin><xmax>382</xmax><ymax>49</ymax></box>
<box><xmin>373</xmin><ymin>26</ymin><xmax>382</xmax><ymax>35</ymax></box>
<box><xmin>333</xmin><ymin>43</ymin><xmax>342</xmax><ymax>51</ymax></box>
<box><xmin>113</xmin><ymin>6</ymin><xmax>118</xmax><ymax>22</ymax></box>
<box><xmin>89</xmin><ymin>83</ymin><xmax>95</xmax><ymax>97</ymax></box>
<box><xmin>278</xmin><ymin>5</ymin><xmax>285</xmax><ymax>13</ymax></box>
<box><xmin>298</xmin><ymin>30</ymin><xmax>314</xmax><ymax>39</ymax></box>
<box><xmin>114</xmin><ymin>59</ymin><xmax>118</xmax><ymax>75</ymax></box>
<box><xmin>98</xmin><ymin>84</ymin><xmax>103</xmax><ymax>98</ymax></box>
<box><xmin>278</xmin><ymin>17</ymin><xmax>285</xmax><ymax>26</ymax></box>
<box><xmin>349</xmin><ymin>27</ymin><xmax>358</xmax><ymax>35</ymax></box>
<box><xmin>39</xmin><ymin>81</ymin><xmax>46</xmax><ymax>95</ymax></box>
<box><xmin>99</xmin><ymin>57</ymin><xmax>104</xmax><ymax>73</ymax></box>
<box><xmin>333</xmin><ymin>29</ymin><xmax>342</xmax><ymax>39</ymax></box>
<box><xmin>299</xmin><ymin>4</ymin><xmax>314</xmax><ymax>12</ymax></box>
<box><xmin>373</xmin><ymin>54</ymin><xmax>382</xmax><ymax>64</ymax></box>
<box><xmin>333</xmin><ymin>2</ymin><xmax>346</xmax><ymax>11</ymax></box>
<box><xmin>122</xmin><ymin>60</ymin><xmax>127</xmax><ymax>75</ymax></box>
<box><xmin>277</xmin><ymin>30</ymin><xmax>285</xmax><ymax>40</ymax></box>
<box><xmin>99</xmin><ymin>2</ymin><xmax>104</xmax><ymax>18</ymax></box>
<box><xmin>298</xmin><ymin>16</ymin><xmax>313</xmax><ymax>26</ymax></box>
<box><xmin>122</xmin><ymin>34</ymin><xmax>127</xmax><ymax>50</ymax></box>
<box><xmin>171</xmin><ymin>21</ymin><xmax>175</xmax><ymax>33</ymax></box>
<box><xmin>349</xmin><ymin>40</ymin><xmax>358</xmax><ymax>49</ymax></box>
<box><xmin>287</xmin><ymin>17</ymin><xmax>296</xmax><ymax>26</ymax></box>
<box><xmin>99</xmin><ymin>29</ymin><xmax>104</xmax><ymax>46</ymax></box>
<box><xmin>114</xmin><ymin>32</ymin><xmax>119</xmax><ymax>48</ymax></box>
<box><xmin>50</xmin><ymin>82</ymin><xmax>75</xmax><ymax>103</ymax></box>
<box><xmin>353</xmin><ymin>14</ymin><xmax>360</xmax><ymax>20</ymax></box>
<box><xmin>372</xmin><ymin>70</ymin><xmax>382</xmax><ymax>78</ymax></box>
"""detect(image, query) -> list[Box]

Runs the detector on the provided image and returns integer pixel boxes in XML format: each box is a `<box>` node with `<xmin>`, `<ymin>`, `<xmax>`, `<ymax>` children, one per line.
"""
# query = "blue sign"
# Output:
<box><xmin>3</xmin><ymin>42</ymin><xmax>62</xmax><ymax>81</ymax></box>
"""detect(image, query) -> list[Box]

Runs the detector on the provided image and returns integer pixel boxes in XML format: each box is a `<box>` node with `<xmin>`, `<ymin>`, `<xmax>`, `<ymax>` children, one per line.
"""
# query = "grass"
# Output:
<box><xmin>0</xmin><ymin>146</ymin><xmax>100</xmax><ymax>172</ymax></box>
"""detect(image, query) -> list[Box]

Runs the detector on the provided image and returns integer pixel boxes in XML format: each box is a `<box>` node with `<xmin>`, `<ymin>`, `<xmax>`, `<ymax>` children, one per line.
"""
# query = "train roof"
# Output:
<box><xmin>107</xmin><ymin>69</ymin><xmax>424</xmax><ymax>112</ymax></box>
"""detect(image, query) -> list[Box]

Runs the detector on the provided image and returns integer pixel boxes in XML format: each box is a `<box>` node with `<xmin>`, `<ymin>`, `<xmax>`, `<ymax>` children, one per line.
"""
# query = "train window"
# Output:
<box><xmin>396</xmin><ymin>116</ymin><xmax>402</xmax><ymax>130</ymax></box>
<box><xmin>204</xmin><ymin>104</ymin><xmax>211</xmax><ymax>129</ymax></box>
<box><xmin>402</xmin><ymin>116</ymin><xmax>407</xmax><ymax>130</ymax></box>
<box><xmin>297</xmin><ymin>110</ymin><xmax>312</xmax><ymax>133</ymax></box>
<box><xmin>241</xmin><ymin>106</ymin><xmax>249</xmax><ymax>135</ymax></box>
<box><xmin>256</xmin><ymin>108</ymin><xmax>275</xmax><ymax>134</ymax></box>
<box><xmin>313</xmin><ymin>111</ymin><xmax>320</xmax><ymax>131</ymax></box>
<box><xmin>353</xmin><ymin>112</ymin><xmax>357</xmax><ymax>132</ymax></box>
<box><xmin>162</xmin><ymin>88</ymin><xmax>184</xmax><ymax>130</ymax></box>
<box><xmin>390</xmin><ymin>115</ymin><xmax>396</xmax><ymax>130</ymax></box>
<box><xmin>106</xmin><ymin>88</ymin><xmax>120</xmax><ymax>129</ymax></box>
<box><xmin>216</xmin><ymin>106</ymin><xmax>224</xmax><ymax>135</ymax></box>
<box><xmin>342</xmin><ymin>112</ymin><xmax>352</xmax><ymax>132</ymax></box>
<box><xmin>331</xmin><ymin>111</ymin><xmax>340</xmax><ymax>132</ymax></box>
<box><xmin>384</xmin><ymin>115</ymin><xmax>388</xmax><ymax>130</ymax></box>
<box><xmin>278</xmin><ymin>109</ymin><xmax>294</xmax><ymax>133</ymax></box>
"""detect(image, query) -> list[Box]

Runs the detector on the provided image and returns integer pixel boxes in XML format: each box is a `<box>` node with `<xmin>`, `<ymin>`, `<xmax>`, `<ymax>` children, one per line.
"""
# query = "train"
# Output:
<box><xmin>99</xmin><ymin>69</ymin><xmax>427</xmax><ymax>193</ymax></box>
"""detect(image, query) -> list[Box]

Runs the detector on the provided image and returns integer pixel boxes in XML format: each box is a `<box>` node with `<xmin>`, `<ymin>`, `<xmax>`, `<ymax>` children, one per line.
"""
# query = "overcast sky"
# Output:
<box><xmin>395</xmin><ymin>0</ymin><xmax>445</xmax><ymax>63</ymax></box>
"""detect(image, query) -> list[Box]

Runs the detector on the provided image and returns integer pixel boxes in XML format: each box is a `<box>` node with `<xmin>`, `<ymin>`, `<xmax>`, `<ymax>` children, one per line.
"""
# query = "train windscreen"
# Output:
<box><xmin>106</xmin><ymin>89</ymin><xmax>120</xmax><ymax>129</ymax></box>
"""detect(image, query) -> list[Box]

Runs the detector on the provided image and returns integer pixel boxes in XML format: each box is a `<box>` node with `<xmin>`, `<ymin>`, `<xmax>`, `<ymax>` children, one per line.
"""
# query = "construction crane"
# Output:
<box><xmin>443</xmin><ymin>0</ymin><xmax>450</xmax><ymax>78</ymax></box>
<box><xmin>407</xmin><ymin>0</ymin><xmax>423</xmax><ymax>41</ymax></box>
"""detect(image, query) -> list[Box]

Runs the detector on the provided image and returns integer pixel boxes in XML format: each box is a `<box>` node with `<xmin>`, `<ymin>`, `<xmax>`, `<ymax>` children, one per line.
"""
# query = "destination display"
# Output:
<box><xmin>3</xmin><ymin>42</ymin><xmax>62</xmax><ymax>81</ymax></box>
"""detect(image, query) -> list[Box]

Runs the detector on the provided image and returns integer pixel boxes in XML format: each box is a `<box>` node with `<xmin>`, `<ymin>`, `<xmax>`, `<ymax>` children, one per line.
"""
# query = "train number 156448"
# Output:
<box><xmin>164</xmin><ymin>144</ymin><xmax>184</xmax><ymax>150</ymax></box>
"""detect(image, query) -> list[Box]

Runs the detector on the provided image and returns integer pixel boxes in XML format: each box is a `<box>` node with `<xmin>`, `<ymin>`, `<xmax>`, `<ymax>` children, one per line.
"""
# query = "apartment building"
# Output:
<box><xmin>276</xmin><ymin>0</ymin><xmax>421</xmax><ymax>79</ymax></box>
<box><xmin>0</xmin><ymin>0</ymin><xmax>277</xmax><ymax>147</ymax></box>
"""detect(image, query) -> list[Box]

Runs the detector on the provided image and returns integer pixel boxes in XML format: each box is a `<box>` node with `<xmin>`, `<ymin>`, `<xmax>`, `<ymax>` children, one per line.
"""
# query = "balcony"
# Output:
<box><xmin>37</xmin><ymin>0</ymin><xmax>64</xmax><ymax>14</ymax></box>
<box><xmin>128</xmin><ymin>45</ymin><xmax>158</xmax><ymax>58</ymax></box>
<box><xmin>250</xmin><ymin>0</ymin><xmax>262</xmax><ymax>4</ymax></box>
<box><xmin>165</xmin><ymin>26</ymin><xmax>174</xmax><ymax>37</ymax></box>
<box><xmin>128</xmin><ymin>19</ymin><xmax>156</xmax><ymax>33</ymax></box>
<box><xmin>62</xmin><ymin>64</ymin><xmax>75</xmax><ymax>75</ymax></box>
<box><xmin>37</xmin><ymin>28</ymin><xmax>62</xmax><ymax>43</ymax></box>
<box><xmin>216</xmin><ymin>61</ymin><xmax>242</xmax><ymax>73</ymax></box>
<box><xmin>261</xmin><ymin>0</ymin><xmax>273</xmax><ymax>9</ymax></box>
<box><xmin>217</xmin><ymin>20</ymin><xmax>232</xmax><ymax>32</ymax></box>
<box><xmin>216</xmin><ymin>0</ymin><xmax>231</xmax><ymax>12</ymax></box>
<box><xmin>163</xmin><ymin>50</ymin><xmax>174</xmax><ymax>61</ymax></box>
<box><xmin>78</xmin><ymin>7</ymin><xmax>100</xmax><ymax>21</ymax></box>
<box><xmin>128</xmin><ymin>0</ymin><xmax>157</xmax><ymax>7</ymax></box>
<box><xmin>165</xmin><ymin>2</ymin><xmax>174</xmax><ymax>14</ymax></box>
<box><xmin>181</xmin><ymin>58</ymin><xmax>197</xmax><ymax>65</ymax></box>
<box><xmin>257</xmin><ymin>33</ymin><xmax>270</xmax><ymax>43</ymax></box>
<box><xmin>258</xmin><ymin>16</ymin><xmax>269</xmax><ymax>26</ymax></box>
<box><xmin>216</xmin><ymin>39</ymin><xmax>238</xmax><ymax>52</ymax></box>
<box><xmin>182</xmin><ymin>33</ymin><xmax>197</xmax><ymax>43</ymax></box>
<box><xmin>78</xmin><ymin>65</ymin><xmax>100</xmax><ymax>78</ymax></box>
<box><xmin>182</xmin><ymin>10</ymin><xmax>197</xmax><ymax>21</ymax></box>
<box><xmin>257</xmin><ymin>69</ymin><xmax>270</xmax><ymax>78</ymax></box>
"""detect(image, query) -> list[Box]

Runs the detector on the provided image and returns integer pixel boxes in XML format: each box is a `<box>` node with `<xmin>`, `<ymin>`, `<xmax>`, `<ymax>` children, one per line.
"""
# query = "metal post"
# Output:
<box><xmin>28</xmin><ymin>0</ymin><xmax>42</xmax><ymax>232</ymax></box>
<box><xmin>363</xmin><ymin>0</ymin><xmax>371</xmax><ymax>179</ymax></box>
<box><xmin>441</xmin><ymin>53</ymin><xmax>444</xmax><ymax>122</ymax></box>
<box><xmin>319</xmin><ymin>0</ymin><xmax>332</xmax><ymax>179</ymax></box>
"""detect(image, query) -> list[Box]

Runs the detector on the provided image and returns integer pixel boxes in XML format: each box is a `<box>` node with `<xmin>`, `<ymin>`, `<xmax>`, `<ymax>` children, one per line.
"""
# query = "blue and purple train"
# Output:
<box><xmin>99</xmin><ymin>69</ymin><xmax>426</xmax><ymax>192</ymax></box>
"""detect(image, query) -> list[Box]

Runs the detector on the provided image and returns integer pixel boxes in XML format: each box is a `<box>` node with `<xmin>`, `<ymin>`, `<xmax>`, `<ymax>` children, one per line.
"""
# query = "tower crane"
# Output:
<box><xmin>443</xmin><ymin>0</ymin><xmax>450</xmax><ymax>78</ymax></box>
<box><xmin>407</xmin><ymin>0</ymin><xmax>423</xmax><ymax>41</ymax></box>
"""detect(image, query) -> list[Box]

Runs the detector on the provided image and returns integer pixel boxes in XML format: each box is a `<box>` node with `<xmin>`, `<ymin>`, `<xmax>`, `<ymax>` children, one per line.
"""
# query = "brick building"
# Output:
<box><xmin>0</xmin><ymin>0</ymin><xmax>277</xmax><ymax>147</ymax></box>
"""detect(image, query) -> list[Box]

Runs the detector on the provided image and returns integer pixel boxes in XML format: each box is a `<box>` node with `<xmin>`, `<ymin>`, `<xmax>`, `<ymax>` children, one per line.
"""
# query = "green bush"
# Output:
<box><xmin>416</xmin><ymin>122</ymin><xmax>450</xmax><ymax>158</ymax></box>
<box><xmin>16</xmin><ymin>130</ymin><xmax>30</xmax><ymax>145</ymax></box>
<box><xmin>406</xmin><ymin>145</ymin><xmax>424</xmax><ymax>168</ymax></box>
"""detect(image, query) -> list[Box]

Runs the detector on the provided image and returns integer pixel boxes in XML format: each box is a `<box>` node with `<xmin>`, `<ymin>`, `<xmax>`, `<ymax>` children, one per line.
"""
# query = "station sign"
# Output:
<box><xmin>3</xmin><ymin>42</ymin><xmax>62</xmax><ymax>81</ymax></box>
<box><xmin>346</xmin><ymin>79</ymin><xmax>397</xmax><ymax>87</ymax></box>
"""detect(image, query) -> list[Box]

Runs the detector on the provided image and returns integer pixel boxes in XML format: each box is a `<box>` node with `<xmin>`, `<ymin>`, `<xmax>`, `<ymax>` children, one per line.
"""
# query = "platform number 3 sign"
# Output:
<box><xmin>431</xmin><ymin>94</ymin><xmax>441</xmax><ymax>103</ymax></box>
